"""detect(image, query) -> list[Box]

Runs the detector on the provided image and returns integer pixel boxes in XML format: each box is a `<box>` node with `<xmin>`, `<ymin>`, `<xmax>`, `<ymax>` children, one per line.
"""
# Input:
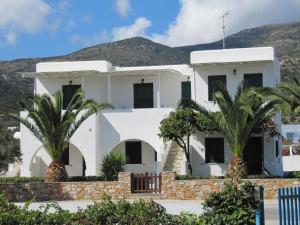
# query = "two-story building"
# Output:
<box><xmin>20</xmin><ymin>47</ymin><xmax>284</xmax><ymax>177</ymax></box>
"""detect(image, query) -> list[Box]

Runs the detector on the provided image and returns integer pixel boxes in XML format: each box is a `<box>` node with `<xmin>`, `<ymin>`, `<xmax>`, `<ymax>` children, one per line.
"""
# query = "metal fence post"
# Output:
<box><xmin>256</xmin><ymin>186</ymin><xmax>265</xmax><ymax>225</ymax></box>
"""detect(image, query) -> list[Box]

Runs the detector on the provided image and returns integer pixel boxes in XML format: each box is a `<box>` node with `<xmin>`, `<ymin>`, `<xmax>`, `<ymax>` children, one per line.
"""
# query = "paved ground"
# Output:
<box><xmin>15</xmin><ymin>199</ymin><xmax>279</xmax><ymax>224</ymax></box>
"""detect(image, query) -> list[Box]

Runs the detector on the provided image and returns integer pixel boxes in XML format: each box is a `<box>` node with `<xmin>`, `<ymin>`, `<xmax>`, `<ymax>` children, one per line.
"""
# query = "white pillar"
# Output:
<box><xmin>107</xmin><ymin>76</ymin><xmax>112</xmax><ymax>103</ymax></box>
<box><xmin>157</xmin><ymin>73</ymin><xmax>161</xmax><ymax>108</ymax></box>
<box><xmin>81</xmin><ymin>75</ymin><xmax>85</xmax><ymax>91</ymax></box>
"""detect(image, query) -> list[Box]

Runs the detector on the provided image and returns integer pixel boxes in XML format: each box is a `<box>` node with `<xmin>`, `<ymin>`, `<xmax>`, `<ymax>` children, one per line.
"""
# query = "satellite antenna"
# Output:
<box><xmin>221</xmin><ymin>12</ymin><xmax>229</xmax><ymax>49</ymax></box>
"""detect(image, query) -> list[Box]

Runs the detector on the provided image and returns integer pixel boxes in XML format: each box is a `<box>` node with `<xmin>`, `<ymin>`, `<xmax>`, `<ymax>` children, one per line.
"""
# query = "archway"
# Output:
<box><xmin>110</xmin><ymin>139</ymin><xmax>158</xmax><ymax>174</ymax></box>
<box><xmin>29</xmin><ymin>144</ymin><xmax>87</xmax><ymax>177</ymax></box>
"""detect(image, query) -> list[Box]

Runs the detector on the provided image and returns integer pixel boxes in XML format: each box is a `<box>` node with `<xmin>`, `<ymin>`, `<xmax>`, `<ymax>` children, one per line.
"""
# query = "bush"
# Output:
<box><xmin>67</xmin><ymin>176</ymin><xmax>105</xmax><ymax>182</ymax></box>
<box><xmin>176</xmin><ymin>175</ymin><xmax>224</xmax><ymax>180</ymax></box>
<box><xmin>0</xmin><ymin>177</ymin><xmax>44</xmax><ymax>184</ymax></box>
<box><xmin>0</xmin><ymin>194</ymin><xmax>182</xmax><ymax>225</ymax></box>
<box><xmin>202</xmin><ymin>181</ymin><xmax>259</xmax><ymax>225</ymax></box>
<box><xmin>101</xmin><ymin>152</ymin><xmax>127</xmax><ymax>181</ymax></box>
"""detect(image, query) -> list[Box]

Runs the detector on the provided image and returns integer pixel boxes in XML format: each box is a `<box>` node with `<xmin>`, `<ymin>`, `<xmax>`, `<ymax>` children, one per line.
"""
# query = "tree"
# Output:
<box><xmin>269</xmin><ymin>78</ymin><xmax>300</xmax><ymax>122</ymax></box>
<box><xmin>179</xmin><ymin>83</ymin><xmax>280</xmax><ymax>179</ymax></box>
<box><xmin>158</xmin><ymin>108</ymin><xmax>215</xmax><ymax>175</ymax></box>
<box><xmin>6</xmin><ymin>90</ymin><xmax>110</xmax><ymax>182</ymax></box>
<box><xmin>0</xmin><ymin>126</ymin><xmax>21</xmax><ymax>175</ymax></box>
<box><xmin>101</xmin><ymin>152</ymin><xmax>127</xmax><ymax>181</ymax></box>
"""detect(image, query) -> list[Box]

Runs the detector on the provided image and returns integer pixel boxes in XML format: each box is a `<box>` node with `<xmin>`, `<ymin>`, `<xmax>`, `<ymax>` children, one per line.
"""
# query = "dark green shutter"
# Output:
<box><xmin>134</xmin><ymin>83</ymin><xmax>154</xmax><ymax>108</ymax></box>
<box><xmin>126</xmin><ymin>141</ymin><xmax>142</xmax><ymax>164</ymax></box>
<box><xmin>62</xmin><ymin>85</ymin><xmax>81</xmax><ymax>109</ymax></box>
<box><xmin>181</xmin><ymin>81</ymin><xmax>191</xmax><ymax>100</ymax></box>
<box><xmin>205</xmin><ymin>138</ymin><xmax>224</xmax><ymax>163</ymax></box>
<box><xmin>208</xmin><ymin>75</ymin><xmax>226</xmax><ymax>101</ymax></box>
<box><xmin>244</xmin><ymin>73</ymin><xmax>263</xmax><ymax>88</ymax></box>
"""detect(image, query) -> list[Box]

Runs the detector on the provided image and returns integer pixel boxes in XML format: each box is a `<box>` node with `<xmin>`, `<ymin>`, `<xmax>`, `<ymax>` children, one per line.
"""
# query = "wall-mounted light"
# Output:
<box><xmin>141</xmin><ymin>78</ymin><xmax>144</xmax><ymax>83</ymax></box>
<box><xmin>233</xmin><ymin>69</ymin><xmax>237</xmax><ymax>75</ymax></box>
<box><xmin>69</xmin><ymin>80</ymin><xmax>73</xmax><ymax>85</ymax></box>
<box><xmin>187</xmin><ymin>76</ymin><xmax>190</xmax><ymax>80</ymax></box>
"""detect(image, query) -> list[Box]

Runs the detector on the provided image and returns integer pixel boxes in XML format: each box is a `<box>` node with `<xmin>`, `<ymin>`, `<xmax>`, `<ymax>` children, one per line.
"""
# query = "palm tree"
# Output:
<box><xmin>179</xmin><ymin>82</ymin><xmax>280</xmax><ymax>180</ymax></box>
<box><xmin>269</xmin><ymin>78</ymin><xmax>300</xmax><ymax>121</ymax></box>
<box><xmin>6</xmin><ymin>90</ymin><xmax>110</xmax><ymax>182</ymax></box>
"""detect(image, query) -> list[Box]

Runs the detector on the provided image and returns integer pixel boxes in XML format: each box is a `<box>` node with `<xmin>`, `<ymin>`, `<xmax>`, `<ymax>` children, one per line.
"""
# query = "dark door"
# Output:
<box><xmin>134</xmin><ymin>83</ymin><xmax>153</xmax><ymax>108</ymax></box>
<box><xmin>243</xmin><ymin>137</ymin><xmax>263</xmax><ymax>175</ymax></box>
<box><xmin>181</xmin><ymin>81</ymin><xmax>191</xmax><ymax>100</ymax></box>
<box><xmin>62</xmin><ymin>85</ymin><xmax>81</xmax><ymax>109</ymax></box>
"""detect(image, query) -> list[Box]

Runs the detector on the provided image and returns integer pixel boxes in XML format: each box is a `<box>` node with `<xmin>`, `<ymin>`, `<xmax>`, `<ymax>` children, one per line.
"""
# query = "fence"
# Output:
<box><xmin>278</xmin><ymin>187</ymin><xmax>300</xmax><ymax>225</ymax></box>
<box><xmin>132</xmin><ymin>173</ymin><xmax>161</xmax><ymax>193</ymax></box>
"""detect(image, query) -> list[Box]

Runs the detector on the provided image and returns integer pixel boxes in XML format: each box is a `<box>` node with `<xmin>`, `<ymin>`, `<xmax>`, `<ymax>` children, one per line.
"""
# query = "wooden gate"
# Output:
<box><xmin>132</xmin><ymin>173</ymin><xmax>161</xmax><ymax>193</ymax></box>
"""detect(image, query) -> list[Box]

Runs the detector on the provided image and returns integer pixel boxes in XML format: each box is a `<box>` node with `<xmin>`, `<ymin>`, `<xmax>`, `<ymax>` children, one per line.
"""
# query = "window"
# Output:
<box><xmin>208</xmin><ymin>75</ymin><xmax>226</xmax><ymax>101</ymax></box>
<box><xmin>286</xmin><ymin>132</ymin><xmax>294</xmax><ymax>142</ymax></box>
<box><xmin>244</xmin><ymin>73</ymin><xmax>263</xmax><ymax>88</ymax></box>
<box><xmin>61</xmin><ymin>145</ymin><xmax>69</xmax><ymax>165</ymax></box>
<box><xmin>126</xmin><ymin>141</ymin><xmax>142</xmax><ymax>164</ymax></box>
<box><xmin>134</xmin><ymin>83</ymin><xmax>153</xmax><ymax>108</ymax></box>
<box><xmin>62</xmin><ymin>85</ymin><xmax>81</xmax><ymax>109</ymax></box>
<box><xmin>181</xmin><ymin>81</ymin><xmax>191</xmax><ymax>100</ymax></box>
<box><xmin>205</xmin><ymin>138</ymin><xmax>225</xmax><ymax>163</ymax></box>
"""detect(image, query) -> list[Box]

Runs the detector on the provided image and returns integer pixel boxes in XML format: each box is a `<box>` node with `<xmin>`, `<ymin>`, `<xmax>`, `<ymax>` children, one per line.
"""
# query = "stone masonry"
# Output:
<box><xmin>1</xmin><ymin>171</ymin><xmax>300</xmax><ymax>202</ymax></box>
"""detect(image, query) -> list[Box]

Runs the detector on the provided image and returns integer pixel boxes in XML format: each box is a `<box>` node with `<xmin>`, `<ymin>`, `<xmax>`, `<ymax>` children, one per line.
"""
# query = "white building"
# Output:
<box><xmin>20</xmin><ymin>47</ymin><xmax>283</xmax><ymax>177</ymax></box>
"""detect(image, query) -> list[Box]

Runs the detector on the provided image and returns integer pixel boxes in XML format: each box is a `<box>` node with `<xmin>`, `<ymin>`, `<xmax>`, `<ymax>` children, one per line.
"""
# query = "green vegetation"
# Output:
<box><xmin>0</xmin><ymin>126</ymin><xmax>21</xmax><ymax>174</ymax></box>
<box><xmin>202</xmin><ymin>182</ymin><xmax>258</xmax><ymax>225</ymax></box>
<box><xmin>0</xmin><ymin>181</ymin><xmax>257</xmax><ymax>225</ymax></box>
<box><xmin>5</xmin><ymin>90</ymin><xmax>109</xmax><ymax>182</ymax></box>
<box><xmin>159</xmin><ymin>108</ymin><xmax>215</xmax><ymax>175</ymax></box>
<box><xmin>101</xmin><ymin>152</ymin><xmax>127</xmax><ymax>181</ymax></box>
<box><xmin>179</xmin><ymin>83</ymin><xmax>280</xmax><ymax>180</ymax></box>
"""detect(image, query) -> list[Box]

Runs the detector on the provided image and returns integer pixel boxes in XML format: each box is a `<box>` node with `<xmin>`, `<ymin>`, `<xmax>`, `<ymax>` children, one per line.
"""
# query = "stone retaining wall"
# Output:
<box><xmin>1</xmin><ymin>172</ymin><xmax>299</xmax><ymax>202</ymax></box>
<box><xmin>161</xmin><ymin>171</ymin><xmax>300</xmax><ymax>200</ymax></box>
<box><xmin>0</xmin><ymin>172</ymin><xmax>131</xmax><ymax>202</ymax></box>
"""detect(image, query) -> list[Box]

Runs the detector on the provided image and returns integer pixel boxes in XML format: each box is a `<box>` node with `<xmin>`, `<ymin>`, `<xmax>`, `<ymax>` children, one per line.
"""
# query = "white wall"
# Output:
<box><xmin>190</xmin><ymin>132</ymin><xmax>231</xmax><ymax>177</ymax></box>
<box><xmin>111</xmin><ymin>141</ymin><xmax>156</xmax><ymax>174</ymax></box>
<box><xmin>193</xmin><ymin>62</ymin><xmax>276</xmax><ymax>103</ymax></box>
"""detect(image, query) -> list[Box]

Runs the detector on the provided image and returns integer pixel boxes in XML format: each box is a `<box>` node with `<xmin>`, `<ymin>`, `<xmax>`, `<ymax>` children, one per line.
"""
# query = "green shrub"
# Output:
<box><xmin>67</xmin><ymin>176</ymin><xmax>105</xmax><ymax>182</ymax></box>
<box><xmin>101</xmin><ymin>152</ymin><xmax>127</xmax><ymax>181</ymax></box>
<box><xmin>176</xmin><ymin>175</ymin><xmax>224</xmax><ymax>180</ymax></box>
<box><xmin>173</xmin><ymin>212</ymin><xmax>205</xmax><ymax>225</ymax></box>
<box><xmin>202</xmin><ymin>181</ymin><xmax>259</xmax><ymax>225</ymax></box>
<box><xmin>0</xmin><ymin>177</ymin><xmax>44</xmax><ymax>184</ymax></box>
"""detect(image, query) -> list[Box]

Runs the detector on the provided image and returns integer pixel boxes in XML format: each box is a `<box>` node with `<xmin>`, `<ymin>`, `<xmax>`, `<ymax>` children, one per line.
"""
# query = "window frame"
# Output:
<box><xmin>243</xmin><ymin>73</ymin><xmax>263</xmax><ymax>88</ymax></box>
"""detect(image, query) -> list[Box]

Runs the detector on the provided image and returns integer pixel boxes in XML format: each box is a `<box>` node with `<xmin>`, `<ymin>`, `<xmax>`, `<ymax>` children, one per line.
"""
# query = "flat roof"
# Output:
<box><xmin>190</xmin><ymin>47</ymin><xmax>275</xmax><ymax>65</ymax></box>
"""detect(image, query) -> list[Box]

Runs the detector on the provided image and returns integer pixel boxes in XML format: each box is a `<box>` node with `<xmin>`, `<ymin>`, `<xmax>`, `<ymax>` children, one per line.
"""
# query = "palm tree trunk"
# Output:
<box><xmin>45</xmin><ymin>160</ymin><xmax>68</xmax><ymax>182</ymax></box>
<box><xmin>226</xmin><ymin>156</ymin><xmax>247</xmax><ymax>181</ymax></box>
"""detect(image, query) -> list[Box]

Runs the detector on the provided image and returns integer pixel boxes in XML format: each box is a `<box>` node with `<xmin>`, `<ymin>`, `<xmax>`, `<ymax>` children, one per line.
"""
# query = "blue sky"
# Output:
<box><xmin>0</xmin><ymin>0</ymin><xmax>299</xmax><ymax>60</ymax></box>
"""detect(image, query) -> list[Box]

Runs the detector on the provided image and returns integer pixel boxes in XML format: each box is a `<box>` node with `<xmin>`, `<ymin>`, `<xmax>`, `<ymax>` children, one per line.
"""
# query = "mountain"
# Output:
<box><xmin>0</xmin><ymin>21</ymin><xmax>300</xmax><ymax>126</ymax></box>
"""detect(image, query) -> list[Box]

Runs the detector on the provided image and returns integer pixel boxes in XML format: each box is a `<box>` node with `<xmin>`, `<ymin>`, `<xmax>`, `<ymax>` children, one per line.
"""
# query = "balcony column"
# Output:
<box><xmin>107</xmin><ymin>75</ymin><xmax>112</xmax><ymax>103</ymax></box>
<box><xmin>157</xmin><ymin>72</ymin><xmax>161</xmax><ymax>108</ymax></box>
<box><xmin>81</xmin><ymin>75</ymin><xmax>85</xmax><ymax>91</ymax></box>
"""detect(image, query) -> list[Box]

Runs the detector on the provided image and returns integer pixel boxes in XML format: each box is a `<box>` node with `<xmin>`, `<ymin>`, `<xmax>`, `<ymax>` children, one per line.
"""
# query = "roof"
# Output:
<box><xmin>190</xmin><ymin>47</ymin><xmax>275</xmax><ymax>65</ymax></box>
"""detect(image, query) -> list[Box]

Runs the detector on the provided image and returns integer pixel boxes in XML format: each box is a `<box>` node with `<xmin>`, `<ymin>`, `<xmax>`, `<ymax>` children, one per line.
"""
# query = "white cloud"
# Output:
<box><xmin>0</xmin><ymin>0</ymin><xmax>50</xmax><ymax>44</ymax></box>
<box><xmin>112</xmin><ymin>17</ymin><xmax>151</xmax><ymax>41</ymax></box>
<box><xmin>151</xmin><ymin>0</ymin><xmax>300</xmax><ymax>46</ymax></box>
<box><xmin>69</xmin><ymin>31</ymin><xmax>110</xmax><ymax>47</ymax></box>
<box><xmin>115</xmin><ymin>0</ymin><xmax>132</xmax><ymax>17</ymax></box>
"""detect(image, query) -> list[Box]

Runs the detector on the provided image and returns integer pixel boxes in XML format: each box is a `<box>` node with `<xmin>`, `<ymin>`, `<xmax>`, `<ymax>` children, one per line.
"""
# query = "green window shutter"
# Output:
<box><xmin>126</xmin><ymin>141</ymin><xmax>142</xmax><ymax>164</ymax></box>
<box><xmin>205</xmin><ymin>138</ymin><xmax>225</xmax><ymax>163</ymax></box>
<box><xmin>244</xmin><ymin>73</ymin><xmax>263</xmax><ymax>88</ymax></box>
<box><xmin>62</xmin><ymin>85</ymin><xmax>81</xmax><ymax>109</ymax></box>
<box><xmin>181</xmin><ymin>81</ymin><xmax>191</xmax><ymax>100</ymax></box>
<box><xmin>208</xmin><ymin>75</ymin><xmax>226</xmax><ymax>101</ymax></box>
<box><xmin>134</xmin><ymin>83</ymin><xmax>154</xmax><ymax>108</ymax></box>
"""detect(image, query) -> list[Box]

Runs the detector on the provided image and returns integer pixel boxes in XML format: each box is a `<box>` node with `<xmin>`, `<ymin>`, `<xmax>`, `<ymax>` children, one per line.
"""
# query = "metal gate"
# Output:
<box><xmin>278</xmin><ymin>187</ymin><xmax>300</xmax><ymax>225</ymax></box>
<box><xmin>132</xmin><ymin>173</ymin><xmax>161</xmax><ymax>193</ymax></box>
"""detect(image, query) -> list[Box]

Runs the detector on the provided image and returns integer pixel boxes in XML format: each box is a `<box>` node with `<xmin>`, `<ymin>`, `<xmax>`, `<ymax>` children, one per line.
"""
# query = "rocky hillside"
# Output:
<box><xmin>0</xmin><ymin>21</ymin><xmax>300</xmax><ymax>126</ymax></box>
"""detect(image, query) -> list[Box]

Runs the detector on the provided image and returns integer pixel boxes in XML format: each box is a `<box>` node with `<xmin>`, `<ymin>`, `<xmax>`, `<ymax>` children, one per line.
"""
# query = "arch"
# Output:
<box><xmin>29</xmin><ymin>143</ymin><xmax>87</xmax><ymax>177</ymax></box>
<box><xmin>108</xmin><ymin>139</ymin><xmax>159</xmax><ymax>174</ymax></box>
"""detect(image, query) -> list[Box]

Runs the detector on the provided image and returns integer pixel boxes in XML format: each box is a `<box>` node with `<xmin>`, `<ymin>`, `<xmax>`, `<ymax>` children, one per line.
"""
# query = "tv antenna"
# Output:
<box><xmin>221</xmin><ymin>12</ymin><xmax>229</xmax><ymax>49</ymax></box>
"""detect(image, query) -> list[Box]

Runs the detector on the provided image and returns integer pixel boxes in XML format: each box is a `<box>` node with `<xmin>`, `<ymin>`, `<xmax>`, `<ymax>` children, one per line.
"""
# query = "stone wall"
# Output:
<box><xmin>0</xmin><ymin>172</ymin><xmax>131</xmax><ymax>202</ymax></box>
<box><xmin>1</xmin><ymin>172</ymin><xmax>299</xmax><ymax>202</ymax></box>
<box><xmin>161</xmin><ymin>171</ymin><xmax>300</xmax><ymax>200</ymax></box>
